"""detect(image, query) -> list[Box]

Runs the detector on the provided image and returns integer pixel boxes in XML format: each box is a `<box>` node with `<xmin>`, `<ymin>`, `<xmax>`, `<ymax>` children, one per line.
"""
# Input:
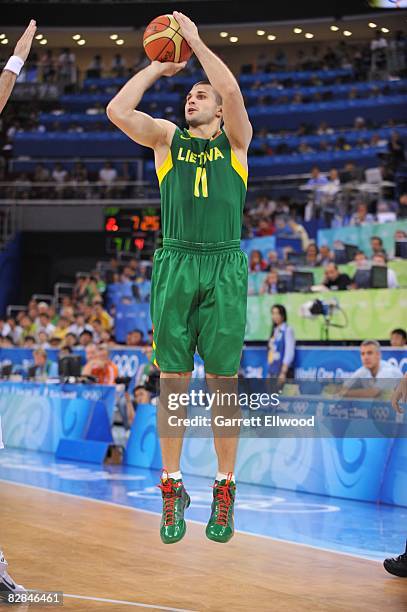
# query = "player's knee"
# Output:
<box><xmin>160</xmin><ymin>371</ymin><xmax>192</xmax><ymax>378</ymax></box>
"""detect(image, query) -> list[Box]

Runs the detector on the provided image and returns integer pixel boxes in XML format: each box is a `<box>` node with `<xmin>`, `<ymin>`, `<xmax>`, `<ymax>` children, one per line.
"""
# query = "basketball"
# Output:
<box><xmin>143</xmin><ymin>14</ymin><xmax>192</xmax><ymax>63</ymax></box>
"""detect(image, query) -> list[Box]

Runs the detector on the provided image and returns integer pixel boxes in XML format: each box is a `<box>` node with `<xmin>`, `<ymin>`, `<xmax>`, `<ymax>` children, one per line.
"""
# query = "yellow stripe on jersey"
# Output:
<box><xmin>230</xmin><ymin>149</ymin><xmax>248</xmax><ymax>188</ymax></box>
<box><xmin>156</xmin><ymin>150</ymin><xmax>173</xmax><ymax>185</ymax></box>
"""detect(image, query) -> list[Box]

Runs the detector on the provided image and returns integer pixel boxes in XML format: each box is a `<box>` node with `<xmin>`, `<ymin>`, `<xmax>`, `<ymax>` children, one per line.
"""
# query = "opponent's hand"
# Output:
<box><xmin>151</xmin><ymin>60</ymin><xmax>187</xmax><ymax>78</ymax></box>
<box><xmin>14</xmin><ymin>19</ymin><xmax>37</xmax><ymax>62</ymax></box>
<box><xmin>173</xmin><ymin>11</ymin><xmax>200</xmax><ymax>47</ymax></box>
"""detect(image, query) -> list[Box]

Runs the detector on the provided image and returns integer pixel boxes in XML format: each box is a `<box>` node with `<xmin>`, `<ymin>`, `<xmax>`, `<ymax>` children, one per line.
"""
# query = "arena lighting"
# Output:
<box><xmin>256</xmin><ymin>30</ymin><xmax>265</xmax><ymax>36</ymax></box>
<box><xmin>330</xmin><ymin>25</ymin><xmax>339</xmax><ymax>32</ymax></box>
<box><xmin>77</xmin><ymin>39</ymin><xmax>86</xmax><ymax>46</ymax></box>
<box><xmin>72</xmin><ymin>34</ymin><xmax>81</xmax><ymax>40</ymax></box>
<box><xmin>381</xmin><ymin>27</ymin><xmax>390</xmax><ymax>33</ymax></box>
<box><xmin>1</xmin><ymin>39</ymin><xmax>8</xmax><ymax>45</ymax></box>
<box><xmin>219</xmin><ymin>32</ymin><xmax>228</xmax><ymax>38</ymax></box>
<box><xmin>35</xmin><ymin>34</ymin><xmax>43</xmax><ymax>40</ymax></box>
<box><xmin>343</xmin><ymin>30</ymin><xmax>352</xmax><ymax>36</ymax></box>
<box><xmin>39</xmin><ymin>39</ymin><xmax>47</xmax><ymax>45</ymax></box>
<box><xmin>293</xmin><ymin>27</ymin><xmax>302</xmax><ymax>34</ymax></box>
<box><xmin>110</xmin><ymin>34</ymin><xmax>118</xmax><ymax>40</ymax></box>
<box><xmin>267</xmin><ymin>34</ymin><xmax>276</xmax><ymax>41</ymax></box>
<box><xmin>229</xmin><ymin>36</ymin><xmax>238</xmax><ymax>42</ymax></box>
<box><xmin>305</xmin><ymin>33</ymin><xmax>314</xmax><ymax>39</ymax></box>
<box><xmin>116</xmin><ymin>39</ymin><xmax>124</xmax><ymax>45</ymax></box>
<box><xmin>368</xmin><ymin>22</ymin><xmax>377</xmax><ymax>28</ymax></box>
<box><xmin>0</xmin><ymin>34</ymin><xmax>5</xmax><ymax>39</ymax></box>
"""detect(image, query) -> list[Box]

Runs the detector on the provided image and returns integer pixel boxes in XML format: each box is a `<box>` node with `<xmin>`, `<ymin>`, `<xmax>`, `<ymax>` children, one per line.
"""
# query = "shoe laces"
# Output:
<box><xmin>157</xmin><ymin>469</ymin><xmax>182</xmax><ymax>527</ymax></box>
<box><xmin>212</xmin><ymin>472</ymin><xmax>234</xmax><ymax>527</ymax></box>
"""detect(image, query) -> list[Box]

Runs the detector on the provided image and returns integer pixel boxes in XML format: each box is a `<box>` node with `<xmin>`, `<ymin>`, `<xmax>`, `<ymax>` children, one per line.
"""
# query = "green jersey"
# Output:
<box><xmin>156</xmin><ymin>127</ymin><xmax>248</xmax><ymax>243</ymax></box>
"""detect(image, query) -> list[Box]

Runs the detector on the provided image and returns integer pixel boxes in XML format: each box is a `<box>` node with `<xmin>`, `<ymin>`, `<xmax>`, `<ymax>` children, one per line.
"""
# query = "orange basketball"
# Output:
<box><xmin>143</xmin><ymin>14</ymin><xmax>192</xmax><ymax>63</ymax></box>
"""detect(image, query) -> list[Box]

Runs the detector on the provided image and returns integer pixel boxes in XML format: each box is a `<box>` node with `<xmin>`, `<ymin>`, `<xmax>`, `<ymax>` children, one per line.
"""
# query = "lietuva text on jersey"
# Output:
<box><xmin>156</xmin><ymin>127</ymin><xmax>248</xmax><ymax>243</ymax></box>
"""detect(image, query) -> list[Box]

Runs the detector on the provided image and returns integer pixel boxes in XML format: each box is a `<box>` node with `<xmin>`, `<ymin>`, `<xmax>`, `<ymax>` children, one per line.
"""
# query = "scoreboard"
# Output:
<box><xmin>104</xmin><ymin>207</ymin><xmax>161</xmax><ymax>256</ymax></box>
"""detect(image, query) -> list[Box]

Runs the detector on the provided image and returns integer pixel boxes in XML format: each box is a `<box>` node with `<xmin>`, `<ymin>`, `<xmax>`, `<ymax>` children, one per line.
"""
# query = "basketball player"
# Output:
<box><xmin>107</xmin><ymin>11</ymin><xmax>252</xmax><ymax>544</ymax></box>
<box><xmin>0</xmin><ymin>18</ymin><xmax>36</xmax><ymax>599</ymax></box>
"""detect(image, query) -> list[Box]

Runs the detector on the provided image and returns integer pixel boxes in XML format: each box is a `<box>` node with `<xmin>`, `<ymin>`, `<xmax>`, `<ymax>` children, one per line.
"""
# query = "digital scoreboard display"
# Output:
<box><xmin>104</xmin><ymin>208</ymin><xmax>161</xmax><ymax>255</ymax></box>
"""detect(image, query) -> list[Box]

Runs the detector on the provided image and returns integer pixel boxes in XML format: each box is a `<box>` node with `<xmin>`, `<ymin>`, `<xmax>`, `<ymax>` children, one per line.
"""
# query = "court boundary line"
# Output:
<box><xmin>63</xmin><ymin>593</ymin><xmax>196</xmax><ymax>611</ymax></box>
<box><xmin>0</xmin><ymin>478</ymin><xmax>386</xmax><ymax>563</ymax></box>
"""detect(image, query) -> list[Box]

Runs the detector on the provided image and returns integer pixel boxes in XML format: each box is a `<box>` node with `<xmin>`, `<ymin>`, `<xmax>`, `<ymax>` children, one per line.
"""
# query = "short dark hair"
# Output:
<box><xmin>192</xmin><ymin>80</ymin><xmax>222</xmax><ymax>105</ymax></box>
<box><xmin>371</xmin><ymin>236</ymin><xmax>383</xmax><ymax>244</ymax></box>
<box><xmin>391</xmin><ymin>328</ymin><xmax>407</xmax><ymax>342</ymax></box>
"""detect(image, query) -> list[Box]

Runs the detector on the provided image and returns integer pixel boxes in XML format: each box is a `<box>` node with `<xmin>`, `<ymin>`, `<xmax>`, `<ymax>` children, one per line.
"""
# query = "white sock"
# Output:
<box><xmin>167</xmin><ymin>470</ymin><xmax>182</xmax><ymax>481</ymax></box>
<box><xmin>216</xmin><ymin>472</ymin><xmax>235</xmax><ymax>483</ymax></box>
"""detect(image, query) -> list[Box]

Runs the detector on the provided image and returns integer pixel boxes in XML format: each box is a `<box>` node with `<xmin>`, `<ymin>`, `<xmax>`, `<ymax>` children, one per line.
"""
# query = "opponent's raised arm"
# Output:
<box><xmin>0</xmin><ymin>19</ymin><xmax>37</xmax><ymax>115</ymax></box>
<box><xmin>106</xmin><ymin>61</ymin><xmax>185</xmax><ymax>150</ymax></box>
<box><xmin>174</xmin><ymin>11</ymin><xmax>252</xmax><ymax>152</ymax></box>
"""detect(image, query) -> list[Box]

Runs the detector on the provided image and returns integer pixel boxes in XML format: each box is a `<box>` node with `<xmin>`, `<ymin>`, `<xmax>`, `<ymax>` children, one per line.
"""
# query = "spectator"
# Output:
<box><xmin>68</xmin><ymin>313</ymin><xmax>92</xmax><ymax>337</ymax></box>
<box><xmin>52</xmin><ymin>316</ymin><xmax>70</xmax><ymax>340</ymax></box>
<box><xmin>317</xmin><ymin>245</ymin><xmax>334</xmax><ymax>266</ymax></box>
<box><xmin>85</xmin><ymin>345</ymin><xmax>118</xmax><ymax>385</ymax></box>
<box><xmin>249</xmin><ymin>250</ymin><xmax>267</xmax><ymax>272</ymax></box>
<box><xmin>372</xmin><ymin>253</ymin><xmax>399</xmax><ymax>288</ymax></box>
<box><xmin>260</xmin><ymin>270</ymin><xmax>279</xmax><ymax>295</ymax></box>
<box><xmin>267</xmin><ymin>304</ymin><xmax>296</xmax><ymax>388</ymax></box>
<box><xmin>30</xmin><ymin>348</ymin><xmax>58</xmax><ymax>380</ymax></box>
<box><xmin>390</xmin><ymin>328</ymin><xmax>407</xmax><ymax>348</ymax></box>
<box><xmin>388</xmin><ymin>131</ymin><xmax>405</xmax><ymax>171</ymax></box>
<box><xmin>90</xmin><ymin>319</ymin><xmax>103</xmax><ymax>343</ymax></box>
<box><xmin>58</xmin><ymin>48</ymin><xmax>77</xmax><ymax>91</ymax></box>
<box><xmin>350</xmin><ymin>202</ymin><xmax>375</xmax><ymax>226</ymax></box>
<box><xmin>62</xmin><ymin>332</ymin><xmax>78</xmax><ymax>349</ymax></box>
<box><xmin>98</xmin><ymin>161</ymin><xmax>118</xmax><ymax>198</ymax></box>
<box><xmin>323</xmin><ymin>263</ymin><xmax>351</xmax><ymax>291</ymax></box>
<box><xmin>370</xmin><ymin>236</ymin><xmax>385</xmax><ymax>257</ymax></box>
<box><xmin>87</xmin><ymin>54</ymin><xmax>103</xmax><ymax>79</ymax></box>
<box><xmin>35</xmin><ymin>312</ymin><xmax>55</xmax><ymax>338</ymax></box>
<box><xmin>79</xmin><ymin>329</ymin><xmax>94</xmax><ymax>347</ymax></box>
<box><xmin>111</xmin><ymin>53</ymin><xmax>127</xmax><ymax>78</ymax></box>
<box><xmin>342</xmin><ymin>340</ymin><xmax>402</xmax><ymax>398</ymax></box>
<box><xmin>19</xmin><ymin>315</ymin><xmax>35</xmax><ymax>343</ymax></box>
<box><xmin>126</xmin><ymin>330</ymin><xmax>145</xmax><ymax>347</ymax></box>
<box><xmin>305</xmin><ymin>243</ymin><xmax>319</xmax><ymax>267</ymax></box>
<box><xmin>256</xmin><ymin>218</ymin><xmax>275</xmax><ymax>237</ymax></box>
<box><xmin>23</xmin><ymin>336</ymin><xmax>36</xmax><ymax>349</ymax></box>
<box><xmin>90</xmin><ymin>297</ymin><xmax>112</xmax><ymax>331</ymax></box>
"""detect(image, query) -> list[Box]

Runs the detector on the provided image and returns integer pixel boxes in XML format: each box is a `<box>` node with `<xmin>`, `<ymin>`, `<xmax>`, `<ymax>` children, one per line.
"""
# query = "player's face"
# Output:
<box><xmin>185</xmin><ymin>85</ymin><xmax>220</xmax><ymax>127</ymax></box>
<box><xmin>360</xmin><ymin>346</ymin><xmax>380</xmax><ymax>370</ymax></box>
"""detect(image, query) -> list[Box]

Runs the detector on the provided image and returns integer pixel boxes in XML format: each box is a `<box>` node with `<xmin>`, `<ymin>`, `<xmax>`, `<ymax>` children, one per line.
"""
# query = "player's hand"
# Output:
<box><xmin>173</xmin><ymin>11</ymin><xmax>200</xmax><ymax>47</ymax></box>
<box><xmin>390</xmin><ymin>375</ymin><xmax>407</xmax><ymax>414</ymax></box>
<box><xmin>14</xmin><ymin>19</ymin><xmax>37</xmax><ymax>62</ymax></box>
<box><xmin>151</xmin><ymin>60</ymin><xmax>187</xmax><ymax>78</ymax></box>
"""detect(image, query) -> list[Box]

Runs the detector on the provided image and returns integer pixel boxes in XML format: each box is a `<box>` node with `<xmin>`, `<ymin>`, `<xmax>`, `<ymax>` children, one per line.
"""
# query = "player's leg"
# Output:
<box><xmin>0</xmin><ymin>549</ymin><xmax>26</xmax><ymax>601</ymax></box>
<box><xmin>151</xmin><ymin>245</ymin><xmax>198</xmax><ymax>544</ymax></box>
<box><xmin>198</xmin><ymin>245</ymin><xmax>248</xmax><ymax>543</ymax></box>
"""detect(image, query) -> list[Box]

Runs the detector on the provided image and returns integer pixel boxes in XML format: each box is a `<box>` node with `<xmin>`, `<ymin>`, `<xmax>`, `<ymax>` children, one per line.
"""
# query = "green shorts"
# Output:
<box><xmin>150</xmin><ymin>238</ymin><xmax>248</xmax><ymax>376</ymax></box>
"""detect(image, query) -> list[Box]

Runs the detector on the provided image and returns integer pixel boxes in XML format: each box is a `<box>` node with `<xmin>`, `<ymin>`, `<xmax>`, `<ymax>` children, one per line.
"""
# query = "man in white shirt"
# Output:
<box><xmin>342</xmin><ymin>340</ymin><xmax>402</xmax><ymax>398</ymax></box>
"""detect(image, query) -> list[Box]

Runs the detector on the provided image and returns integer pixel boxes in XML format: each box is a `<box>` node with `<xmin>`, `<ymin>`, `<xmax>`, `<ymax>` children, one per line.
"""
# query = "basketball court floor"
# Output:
<box><xmin>0</xmin><ymin>448</ymin><xmax>406</xmax><ymax>611</ymax></box>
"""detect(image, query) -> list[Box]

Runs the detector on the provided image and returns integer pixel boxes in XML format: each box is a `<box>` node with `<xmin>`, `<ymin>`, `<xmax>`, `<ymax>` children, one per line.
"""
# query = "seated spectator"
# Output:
<box><xmin>350</xmin><ymin>202</ymin><xmax>375</xmax><ymax>226</ymax></box>
<box><xmin>305</xmin><ymin>243</ymin><xmax>319</xmax><ymax>267</ymax></box>
<box><xmin>19</xmin><ymin>315</ymin><xmax>36</xmax><ymax>344</ymax></box>
<box><xmin>30</xmin><ymin>348</ymin><xmax>58</xmax><ymax>380</ymax></box>
<box><xmin>69</xmin><ymin>313</ymin><xmax>92</xmax><ymax>337</ymax></box>
<box><xmin>98</xmin><ymin>161</ymin><xmax>118</xmax><ymax>198</ymax></box>
<box><xmin>323</xmin><ymin>263</ymin><xmax>351</xmax><ymax>291</ymax></box>
<box><xmin>79</xmin><ymin>329</ymin><xmax>94</xmax><ymax>347</ymax></box>
<box><xmin>372</xmin><ymin>253</ymin><xmax>399</xmax><ymax>288</ymax></box>
<box><xmin>249</xmin><ymin>250</ymin><xmax>268</xmax><ymax>272</ymax></box>
<box><xmin>52</xmin><ymin>316</ymin><xmax>70</xmax><ymax>340</ymax></box>
<box><xmin>260</xmin><ymin>270</ymin><xmax>279</xmax><ymax>295</ymax></box>
<box><xmin>37</xmin><ymin>331</ymin><xmax>50</xmax><ymax>349</ymax></box>
<box><xmin>390</xmin><ymin>328</ymin><xmax>406</xmax><ymax>348</ymax></box>
<box><xmin>370</xmin><ymin>236</ymin><xmax>386</xmax><ymax>258</ymax></box>
<box><xmin>256</xmin><ymin>218</ymin><xmax>275</xmax><ymax>237</ymax></box>
<box><xmin>35</xmin><ymin>312</ymin><xmax>55</xmax><ymax>338</ymax></box>
<box><xmin>83</xmin><ymin>344</ymin><xmax>118</xmax><ymax>385</ymax></box>
<box><xmin>90</xmin><ymin>297</ymin><xmax>113</xmax><ymax>331</ymax></box>
<box><xmin>111</xmin><ymin>53</ymin><xmax>126</xmax><ymax>78</ymax></box>
<box><xmin>342</xmin><ymin>340</ymin><xmax>402</xmax><ymax>398</ymax></box>
<box><xmin>87</xmin><ymin>54</ymin><xmax>103</xmax><ymax>79</ymax></box>
<box><xmin>23</xmin><ymin>335</ymin><xmax>36</xmax><ymax>348</ymax></box>
<box><xmin>317</xmin><ymin>245</ymin><xmax>334</xmax><ymax>266</ymax></box>
<box><xmin>62</xmin><ymin>332</ymin><xmax>78</xmax><ymax>349</ymax></box>
<box><xmin>126</xmin><ymin>329</ymin><xmax>145</xmax><ymax>347</ymax></box>
<box><xmin>91</xmin><ymin>319</ymin><xmax>103</xmax><ymax>343</ymax></box>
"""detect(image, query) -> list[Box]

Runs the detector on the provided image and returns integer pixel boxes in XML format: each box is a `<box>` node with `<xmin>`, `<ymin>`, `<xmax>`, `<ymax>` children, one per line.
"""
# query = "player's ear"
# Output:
<box><xmin>216</xmin><ymin>105</ymin><xmax>222</xmax><ymax>119</ymax></box>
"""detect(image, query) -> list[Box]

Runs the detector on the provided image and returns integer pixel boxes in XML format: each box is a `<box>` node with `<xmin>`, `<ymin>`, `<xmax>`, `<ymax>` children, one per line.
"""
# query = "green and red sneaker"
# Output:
<box><xmin>157</xmin><ymin>471</ymin><xmax>190</xmax><ymax>544</ymax></box>
<box><xmin>205</xmin><ymin>473</ymin><xmax>236</xmax><ymax>544</ymax></box>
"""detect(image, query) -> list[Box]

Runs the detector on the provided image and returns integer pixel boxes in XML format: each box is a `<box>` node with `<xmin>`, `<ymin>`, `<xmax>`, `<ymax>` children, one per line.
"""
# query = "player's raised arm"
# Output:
<box><xmin>174</xmin><ymin>11</ymin><xmax>252</xmax><ymax>152</ymax></box>
<box><xmin>0</xmin><ymin>19</ymin><xmax>37</xmax><ymax>115</ymax></box>
<box><xmin>106</xmin><ymin>61</ymin><xmax>186</xmax><ymax>150</ymax></box>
